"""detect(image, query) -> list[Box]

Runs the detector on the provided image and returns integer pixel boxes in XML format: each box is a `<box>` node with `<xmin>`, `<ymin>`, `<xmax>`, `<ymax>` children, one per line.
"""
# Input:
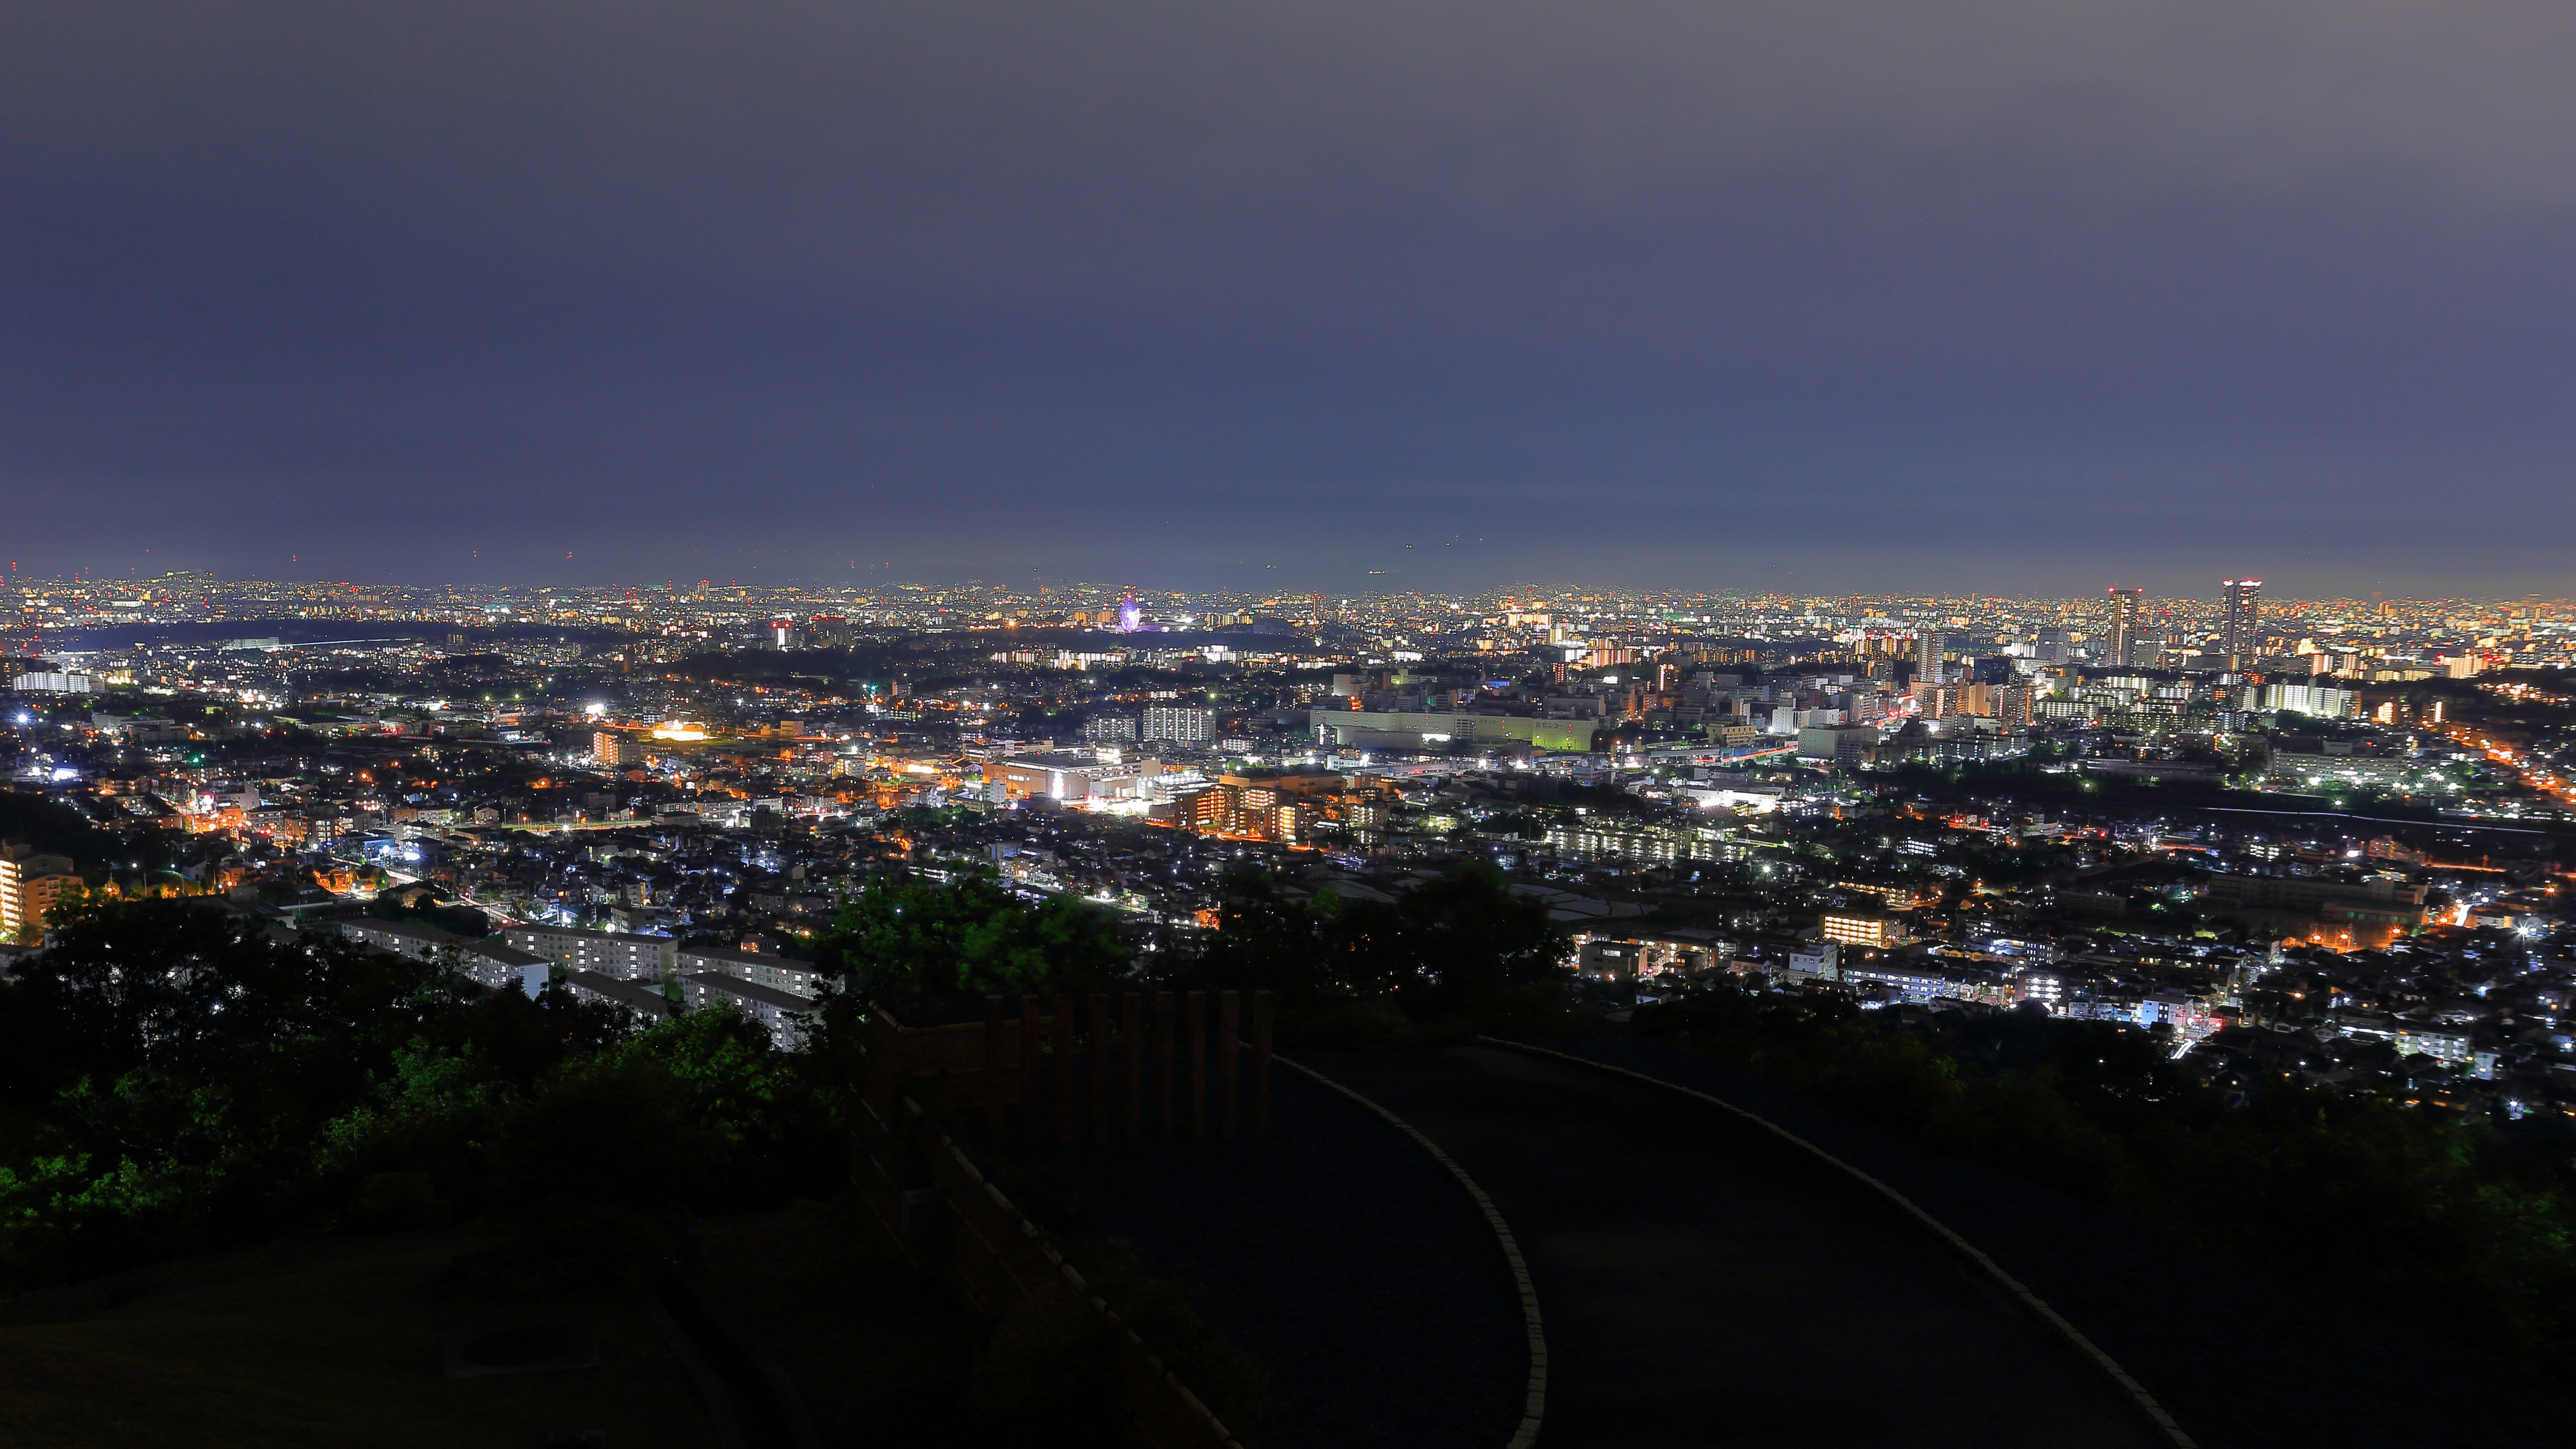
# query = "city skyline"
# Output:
<box><xmin>13</xmin><ymin>567</ymin><xmax>2566</xmax><ymax>695</ymax></box>
<box><xmin>0</xmin><ymin>564</ymin><xmax>2567</xmax><ymax>609</ymax></box>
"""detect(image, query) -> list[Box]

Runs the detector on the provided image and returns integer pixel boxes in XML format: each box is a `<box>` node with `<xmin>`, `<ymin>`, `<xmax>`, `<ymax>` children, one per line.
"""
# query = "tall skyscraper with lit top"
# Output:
<box><xmin>2106</xmin><ymin>587</ymin><xmax>2143</xmax><ymax>667</ymax></box>
<box><xmin>2221</xmin><ymin>579</ymin><xmax>2263</xmax><ymax>661</ymax></box>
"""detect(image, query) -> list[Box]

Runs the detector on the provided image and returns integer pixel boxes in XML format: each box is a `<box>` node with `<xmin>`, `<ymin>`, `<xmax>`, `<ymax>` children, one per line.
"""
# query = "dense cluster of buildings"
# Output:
<box><xmin>2</xmin><ymin>570</ymin><xmax>2573</xmax><ymax>1115</ymax></box>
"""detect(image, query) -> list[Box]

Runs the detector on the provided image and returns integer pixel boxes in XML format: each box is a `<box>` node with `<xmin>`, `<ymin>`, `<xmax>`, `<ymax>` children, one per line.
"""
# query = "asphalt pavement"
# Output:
<box><xmin>1297</xmin><ymin>1043</ymin><xmax>2173</xmax><ymax>1449</ymax></box>
<box><xmin>1535</xmin><ymin>1035</ymin><xmax>2576</xmax><ymax>1449</ymax></box>
<box><xmin>1053</xmin><ymin>1057</ymin><xmax>1528</xmax><ymax>1449</ymax></box>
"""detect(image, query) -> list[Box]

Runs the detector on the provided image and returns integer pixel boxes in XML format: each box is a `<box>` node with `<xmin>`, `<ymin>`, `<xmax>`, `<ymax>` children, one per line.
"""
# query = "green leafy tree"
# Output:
<box><xmin>817</xmin><ymin>871</ymin><xmax>1131</xmax><ymax>1003</ymax></box>
<box><xmin>0</xmin><ymin>900</ymin><xmax>626</xmax><ymax>1290</ymax></box>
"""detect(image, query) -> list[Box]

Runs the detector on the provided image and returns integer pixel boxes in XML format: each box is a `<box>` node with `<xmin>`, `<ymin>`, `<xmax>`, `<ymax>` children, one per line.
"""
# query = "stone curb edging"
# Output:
<box><xmin>1479</xmin><ymin>1037</ymin><xmax>2198</xmax><ymax>1449</ymax></box>
<box><xmin>1274</xmin><ymin>1054</ymin><xmax>1546</xmax><ymax>1449</ymax></box>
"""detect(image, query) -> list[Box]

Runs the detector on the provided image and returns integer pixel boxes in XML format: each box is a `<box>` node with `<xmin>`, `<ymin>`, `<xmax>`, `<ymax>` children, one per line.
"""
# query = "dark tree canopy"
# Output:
<box><xmin>817</xmin><ymin>870</ymin><xmax>1133</xmax><ymax>1003</ymax></box>
<box><xmin>0</xmin><ymin>790</ymin><xmax>97</xmax><ymax>862</ymax></box>
<box><xmin>0</xmin><ymin>899</ymin><xmax>836</xmax><ymax>1295</ymax></box>
<box><xmin>1197</xmin><ymin>862</ymin><xmax>1568</xmax><ymax>1020</ymax></box>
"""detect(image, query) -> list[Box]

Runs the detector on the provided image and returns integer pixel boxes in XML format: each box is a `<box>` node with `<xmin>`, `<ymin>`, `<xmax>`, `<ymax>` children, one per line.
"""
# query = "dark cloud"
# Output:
<box><xmin>4</xmin><ymin>2</ymin><xmax>2572</xmax><ymax>596</ymax></box>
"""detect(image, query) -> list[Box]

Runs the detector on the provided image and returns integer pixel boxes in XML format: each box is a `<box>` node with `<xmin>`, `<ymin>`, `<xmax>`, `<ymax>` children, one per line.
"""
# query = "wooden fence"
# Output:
<box><xmin>860</xmin><ymin>989</ymin><xmax>1275</xmax><ymax>1149</ymax></box>
<box><xmin>846</xmin><ymin>989</ymin><xmax>1278</xmax><ymax>1449</ymax></box>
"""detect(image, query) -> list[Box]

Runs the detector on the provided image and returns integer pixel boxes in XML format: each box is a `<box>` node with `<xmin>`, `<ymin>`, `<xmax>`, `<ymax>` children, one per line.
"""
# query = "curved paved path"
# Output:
<box><xmin>1299</xmin><ymin>1043</ymin><xmax>2171</xmax><ymax>1449</ymax></box>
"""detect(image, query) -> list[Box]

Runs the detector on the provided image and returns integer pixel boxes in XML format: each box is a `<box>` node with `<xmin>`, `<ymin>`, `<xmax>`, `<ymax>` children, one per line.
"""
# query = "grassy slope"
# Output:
<box><xmin>0</xmin><ymin>1230</ymin><xmax>707</xmax><ymax>1449</ymax></box>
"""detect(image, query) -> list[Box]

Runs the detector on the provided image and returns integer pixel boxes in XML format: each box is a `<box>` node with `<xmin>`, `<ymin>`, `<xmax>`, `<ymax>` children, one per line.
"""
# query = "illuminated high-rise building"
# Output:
<box><xmin>1915</xmin><ymin>628</ymin><xmax>1943</xmax><ymax>684</ymax></box>
<box><xmin>593</xmin><ymin>730</ymin><xmax>644</xmax><ymax>767</ymax></box>
<box><xmin>0</xmin><ymin>843</ymin><xmax>78</xmax><ymax>939</ymax></box>
<box><xmin>1141</xmin><ymin>705</ymin><xmax>1216</xmax><ymax>746</ymax></box>
<box><xmin>1996</xmin><ymin>684</ymin><xmax>2038</xmax><ymax>728</ymax></box>
<box><xmin>1083</xmin><ymin>713</ymin><xmax>1139</xmax><ymax>742</ymax></box>
<box><xmin>2221</xmin><ymin>579</ymin><xmax>2263</xmax><ymax>660</ymax></box>
<box><xmin>2106</xmin><ymin>587</ymin><xmax>2143</xmax><ymax>666</ymax></box>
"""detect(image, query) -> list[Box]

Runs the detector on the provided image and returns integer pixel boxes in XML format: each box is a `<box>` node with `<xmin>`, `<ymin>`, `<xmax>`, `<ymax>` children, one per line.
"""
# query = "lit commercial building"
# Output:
<box><xmin>982</xmin><ymin>751</ymin><xmax>1163</xmax><ymax>804</ymax></box>
<box><xmin>1576</xmin><ymin>932</ymin><xmax>1730</xmax><ymax>981</ymax></box>
<box><xmin>1994</xmin><ymin>684</ymin><xmax>2038</xmax><ymax>728</ymax></box>
<box><xmin>0</xmin><ymin>844</ymin><xmax>78</xmax><ymax>937</ymax></box>
<box><xmin>593</xmin><ymin>730</ymin><xmax>645</xmax><ymax>767</ymax></box>
<box><xmin>1173</xmin><ymin>770</ymin><xmax>1387</xmax><ymax>844</ymax></box>
<box><xmin>2221</xmin><ymin>579</ymin><xmax>2263</xmax><ymax>660</ymax></box>
<box><xmin>1819</xmin><ymin>910</ymin><xmax>1906</xmax><ymax>948</ymax></box>
<box><xmin>1844</xmin><ymin>963</ymin><xmax>1992</xmax><ymax>1004</ymax></box>
<box><xmin>2138</xmin><ymin>990</ymin><xmax>2219</xmax><ymax>1041</ymax></box>
<box><xmin>2260</xmin><ymin>682</ymin><xmax>2358</xmax><ymax>718</ymax></box>
<box><xmin>1181</xmin><ymin>779</ymin><xmax>1305</xmax><ymax>842</ymax></box>
<box><xmin>1796</xmin><ymin>724</ymin><xmax>1879</xmax><ymax>765</ymax></box>
<box><xmin>1784</xmin><ymin>941</ymin><xmax>1840</xmax><ymax>980</ymax></box>
<box><xmin>1547</xmin><ymin>820</ymin><xmax>1694</xmax><ymax>863</ymax></box>
<box><xmin>1141</xmin><ymin>706</ymin><xmax>1217</xmax><ymax>746</ymax></box>
<box><xmin>2106</xmin><ymin>587</ymin><xmax>2143</xmax><ymax>667</ymax></box>
<box><xmin>2009</xmin><ymin>969</ymin><xmax>2065</xmax><ymax>1011</ymax></box>
<box><xmin>1309</xmin><ymin>708</ymin><xmax>1600</xmax><ymax>753</ymax></box>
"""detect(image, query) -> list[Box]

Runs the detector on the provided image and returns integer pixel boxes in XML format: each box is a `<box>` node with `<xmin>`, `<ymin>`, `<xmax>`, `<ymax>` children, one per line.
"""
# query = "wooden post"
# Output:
<box><xmin>1186</xmin><ymin>989</ymin><xmax>1207</xmax><ymax>1141</ymax></box>
<box><xmin>1217</xmin><ymin>991</ymin><xmax>1240</xmax><ymax>1139</ymax></box>
<box><xmin>1019</xmin><ymin>993</ymin><xmax>1042</xmax><ymax>1146</ymax></box>
<box><xmin>982</xmin><ymin>995</ymin><xmax>1006</xmax><ymax>1144</ymax></box>
<box><xmin>1121</xmin><ymin>992</ymin><xmax>1143</xmax><ymax>1144</ymax></box>
<box><xmin>1088</xmin><ymin>993</ymin><xmax>1112</xmax><ymax>1146</ymax></box>
<box><xmin>1250</xmin><ymin>989</ymin><xmax>1274</xmax><ymax>1138</ymax></box>
<box><xmin>1053</xmin><ymin>993</ymin><xmax>1076</xmax><ymax>1147</ymax></box>
<box><xmin>1154</xmin><ymin>992</ymin><xmax>1177</xmax><ymax>1141</ymax></box>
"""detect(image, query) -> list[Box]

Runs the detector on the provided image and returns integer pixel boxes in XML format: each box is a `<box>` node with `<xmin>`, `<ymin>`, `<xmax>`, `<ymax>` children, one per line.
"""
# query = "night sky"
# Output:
<box><xmin>6</xmin><ymin>3</ymin><xmax>2572</xmax><ymax>598</ymax></box>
